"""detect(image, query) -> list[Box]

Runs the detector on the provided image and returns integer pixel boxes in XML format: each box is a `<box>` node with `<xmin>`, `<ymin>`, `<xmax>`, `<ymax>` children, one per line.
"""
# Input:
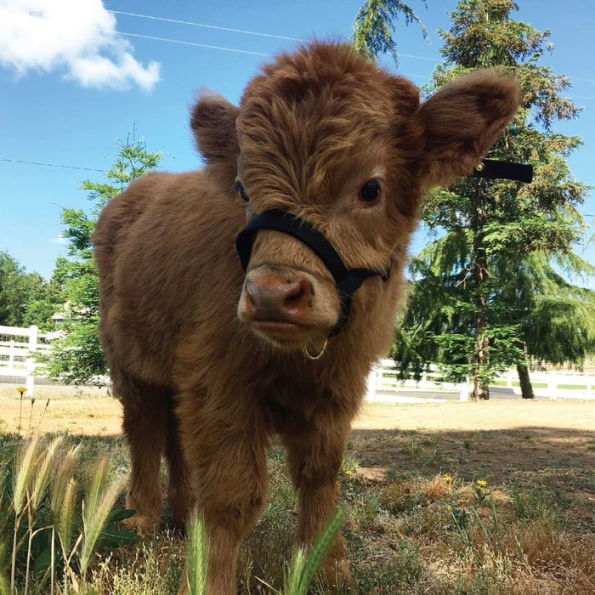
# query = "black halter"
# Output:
<box><xmin>234</xmin><ymin>159</ymin><xmax>533</xmax><ymax>337</ymax></box>
<box><xmin>235</xmin><ymin>209</ymin><xmax>391</xmax><ymax>336</ymax></box>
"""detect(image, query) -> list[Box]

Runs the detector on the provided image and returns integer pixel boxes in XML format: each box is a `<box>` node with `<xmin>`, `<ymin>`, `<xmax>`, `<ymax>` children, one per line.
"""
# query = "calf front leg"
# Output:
<box><xmin>115</xmin><ymin>370</ymin><xmax>169</xmax><ymax>534</ymax></box>
<box><xmin>283</xmin><ymin>415</ymin><xmax>352</xmax><ymax>587</ymax></box>
<box><xmin>177</xmin><ymin>400</ymin><xmax>269</xmax><ymax>594</ymax></box>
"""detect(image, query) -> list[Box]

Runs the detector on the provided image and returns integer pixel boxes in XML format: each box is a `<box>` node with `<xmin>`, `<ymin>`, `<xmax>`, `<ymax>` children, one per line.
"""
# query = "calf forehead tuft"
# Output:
<box><xmin>237</xmin><ymin>42</ymin><xmax>420</xmax><ymax>204</ymax></box>
<box><xmin>241</xmin><ymin>41</ymin><xmax>415</xmax><ymax>112</ymax></box>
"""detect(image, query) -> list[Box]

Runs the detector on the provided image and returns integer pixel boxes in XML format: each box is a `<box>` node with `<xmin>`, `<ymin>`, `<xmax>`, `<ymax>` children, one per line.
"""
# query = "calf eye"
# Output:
<box><xmin>359</xmin><ymin>179</ymin><xmax>381</xmax><ymax>204</ymax></box>
<box><xmin>235</xmin><ymin>180</ymin><xmax>250</xmax><ymax>202</ymax></box>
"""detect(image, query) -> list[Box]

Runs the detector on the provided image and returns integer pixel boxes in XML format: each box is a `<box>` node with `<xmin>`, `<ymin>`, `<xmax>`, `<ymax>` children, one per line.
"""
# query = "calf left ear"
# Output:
<box><xmin>418</xmin><ymin>70</ymin><xmax>519</xmax><ymax>189</ymax></box>
<box><xmin>190</xmin><ymin>94</ymin><xmax>240</xmax><ymax>172</ymax></box>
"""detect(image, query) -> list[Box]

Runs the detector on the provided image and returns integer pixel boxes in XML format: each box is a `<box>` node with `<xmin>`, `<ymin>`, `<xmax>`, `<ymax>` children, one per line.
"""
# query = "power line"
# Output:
<box><xmin>111</xmin><ymin>9</ymin><xmax>442</xmax><ymax>63</ymax></box>
<box><xmin>119</xmin><ymin>32</ymin><xmax>435</xmax><ymax>79</ymax></box>
<box><xmin>109</xmin><ymin>9</ymin><xmax>595</xmax><ymax>78</ymax></box>
<box><xmin>110</xmin><ymin>9</ymin><xmax>302</xmax><ymax>42</ymax></box>
<box><xmin>570</xmin><ymin>76</ymin><xmax>595</xmax><ymax>84</ymax></box>
<box><xmin>1</xmin><ymin>158</ymin><xmax>106</xmax><ymax>173</ymax></box>
<box><xmin>119</xmin><ymin>32</ymin><xmax>271</xmax><ymax>57</ymax></box>
<box><xmin>399</xmin><ymin>54</ymin><xmax>439</xmax><ymax>62</ymax></box>
<box><xmin>3</xmin><ymin>159</ymin><xmax>594</xmax><ymax>216</ymax></box>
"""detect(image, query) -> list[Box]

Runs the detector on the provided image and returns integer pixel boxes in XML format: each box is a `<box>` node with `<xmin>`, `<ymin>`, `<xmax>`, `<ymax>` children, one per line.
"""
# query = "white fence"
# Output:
<box><xmin>494</xmin><ymin>369</ymin><xmax>595</xmax><ymax>400</ymax></box>
<box><xmin>365</xmin><ymin>359</ymin><xmax>595</xmax><ymax>402</ymax></box>
<box><xmin>1</xmin><ymin>326</ymin><xmax>593</xmax><ymax>401</ymax></box>
<box><xmin>0</xmin><ymin>325</ymin><xmax>52</xmax><ymax>395</ymax></box>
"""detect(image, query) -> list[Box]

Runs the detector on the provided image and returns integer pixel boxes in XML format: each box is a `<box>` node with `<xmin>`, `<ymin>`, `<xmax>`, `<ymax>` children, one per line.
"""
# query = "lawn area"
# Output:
<box><xmin>0</xmin><ymin>386</ymin><xmax>593</xmax><ymax>593</ymax></box>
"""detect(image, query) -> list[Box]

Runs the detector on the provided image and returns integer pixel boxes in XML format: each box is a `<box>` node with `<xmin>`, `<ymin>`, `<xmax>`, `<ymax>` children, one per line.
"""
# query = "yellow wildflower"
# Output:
<box><xmin>16</xmin><ymin>386</ymin><xmax>26</xmax><ymax>394</ymax></box>
<box><xmin>476</xmin><ymin>479</ymin><xmax>487</xmax><ymax>487</ymax></box>
<box><xmin>444</xmin><ymin>475</ymin><xmax>453</xmax><ymax>483</ymax></box>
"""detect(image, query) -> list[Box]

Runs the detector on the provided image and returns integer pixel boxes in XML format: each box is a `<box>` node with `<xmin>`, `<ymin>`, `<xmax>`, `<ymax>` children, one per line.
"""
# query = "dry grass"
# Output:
<box><xmin>0</xmin><ymin>387</ymin><xmax>593</xmax><ymax>593</ymax></box>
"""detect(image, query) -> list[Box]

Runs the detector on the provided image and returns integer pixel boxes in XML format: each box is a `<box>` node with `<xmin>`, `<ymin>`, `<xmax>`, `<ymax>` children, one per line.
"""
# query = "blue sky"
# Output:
<box><xmin>1</xmin><ymin>0</ymin><xmax>593</xmax><ymax>283</ymax></box>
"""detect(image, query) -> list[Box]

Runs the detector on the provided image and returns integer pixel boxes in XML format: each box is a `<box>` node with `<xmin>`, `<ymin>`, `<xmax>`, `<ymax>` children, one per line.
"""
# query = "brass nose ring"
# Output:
<box><xmin>303</xmin><ymin>339</ymin><xmax>328</xmax><ymax>361</ymax></box>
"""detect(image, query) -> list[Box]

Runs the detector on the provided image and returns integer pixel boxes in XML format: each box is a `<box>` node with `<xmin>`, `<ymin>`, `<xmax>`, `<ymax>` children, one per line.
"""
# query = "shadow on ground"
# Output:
<box><xmin>346</xmin><ymin>426</ymin><xmax>595</xmax><ymax>529</ymax></box>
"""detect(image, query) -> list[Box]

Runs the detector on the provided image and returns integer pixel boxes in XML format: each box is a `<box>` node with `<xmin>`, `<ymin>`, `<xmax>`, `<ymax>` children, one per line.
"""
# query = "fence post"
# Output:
<box><xmin>9</xmin><ymin>339</ymin><xmax>15</xmax><ymax>369</ymax></box>
<box><xmin>26</xmin><ymin>325</ymin><xmax>38</xmax><ymax>396</ymax></box>
<box><xmin>366</xmin><ymin>367</ymin><xmax>377</xmax><ymax>401</ymax></box>
<box><xmin>547</xmin><ymin>377</ymin><xmax>557</xmax><ymax>399</ymax></box>
<box><xmin>459</xmin><ymin>378</ymin><xmax>471</xmax><ymax>401</ymax></box>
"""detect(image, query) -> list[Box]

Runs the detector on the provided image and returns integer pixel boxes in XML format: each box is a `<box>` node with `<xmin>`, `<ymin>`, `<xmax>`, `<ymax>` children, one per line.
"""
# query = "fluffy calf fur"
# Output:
<box><xmin>93</xmin><ymin>42</ymin><xmax>518</xmax><ymax>593</ymax></box>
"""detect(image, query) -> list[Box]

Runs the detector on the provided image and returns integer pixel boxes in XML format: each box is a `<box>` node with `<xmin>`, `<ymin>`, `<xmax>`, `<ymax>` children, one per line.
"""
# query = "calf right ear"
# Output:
<box><xmin>190</xmin><ymin>94</ymin><xmax>239</xmax><ymax>169</ymax></box>
<box><xmin>418</xmin><ymin>70</ymin><xmax>519</xmax><ymax>190</ymax></box>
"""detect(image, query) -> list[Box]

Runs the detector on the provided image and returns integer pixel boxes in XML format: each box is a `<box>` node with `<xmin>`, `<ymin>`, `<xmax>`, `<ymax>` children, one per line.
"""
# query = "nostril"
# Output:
<box><xmin>245</xmin><ymin>280</ymin><xmax>257</xmax><ymax>306</ymax></box>
<box><xmin>282</xmin><ymin>279</ymin><xmax>310</xmax><ymax>309</ymax></box>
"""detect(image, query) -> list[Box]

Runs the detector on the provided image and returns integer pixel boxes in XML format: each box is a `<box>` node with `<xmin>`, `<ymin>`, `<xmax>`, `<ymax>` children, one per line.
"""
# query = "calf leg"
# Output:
<box><xmin>177</xmin><ymin>399</ymin><xmax>268</xmax><ymax>594</ymax></box>
<box><xmin>165</xmin><ymin>397</ymin><xmax>191</xmax><ymax>530</ymax></box>
<box><xmin>282</xmin><ymin>415</ymin><xmax>352</xmax><ymax>587</ymax></box>
<box><xmin>114</xmin><ymin>369</ymin><xmax>169</xmax><ymax>533</ymax></box>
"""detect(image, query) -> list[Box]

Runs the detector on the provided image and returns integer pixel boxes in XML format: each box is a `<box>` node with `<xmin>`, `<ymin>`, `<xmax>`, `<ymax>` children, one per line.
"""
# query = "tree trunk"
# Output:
<box><xmin>516</xmin><ymin>362</ymin><xmax>535</xmax><ymax>399</ymax></box>
<box><xmin>472</xmin><ymin>294</ymin><xmax>490</xmax><ymax>400</ymax></box>
<box><xmin>471</xmin><ymin>180</ymin><xmax>490</xmax><ymax>401</ymax></box>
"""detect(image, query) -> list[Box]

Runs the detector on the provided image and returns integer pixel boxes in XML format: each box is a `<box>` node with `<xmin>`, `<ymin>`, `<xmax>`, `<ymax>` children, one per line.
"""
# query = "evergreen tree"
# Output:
<box><xmin>393</xmin><ymin>0</ymin><xmax>594</xmax><ymax>399</ymax></box>
<box><xmin>43</xmin><ymin>135</ymin><xmax>161</xmax><ymax>385</ymax></box>
<box><xmin>353</xmin><ymin>0</ymin><xmax>427</xmax><ymax>64</ymax></box>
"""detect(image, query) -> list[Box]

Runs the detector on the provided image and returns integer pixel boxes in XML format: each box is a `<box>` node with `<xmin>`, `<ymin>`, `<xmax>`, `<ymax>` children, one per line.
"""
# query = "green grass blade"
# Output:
<box><xmin>31</xmin><ymin>436</ymin><xmax>63</xmax><ymax>511</ymax></box>
<box><xmin>185</xmin><ymin>513</ymin><xmax>209</xmax><ymax>595</ymax></box>
<box><xmin>13</xmin><ymin>435</ymin><xmax>40</xmax><ymax>515</ymax></box>
<box><xmin>286</xmin><ymin>507</ymin><xmax>345</xmax><ymax>595</ymax></box>
<box><xmin>79</xmin><ymin>458</ymin><xmax>125</xmax><ymax>580</ymax></box>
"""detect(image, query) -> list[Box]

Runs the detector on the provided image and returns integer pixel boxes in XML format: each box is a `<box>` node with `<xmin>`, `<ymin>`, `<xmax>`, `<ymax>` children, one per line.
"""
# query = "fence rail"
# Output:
<box><xmin>0</xmin><ymin>325</ymin><xmax>51</xmax><ymax>395</ymax></box>
<box><xmin>365</xmin><ymin>359</ymin><xmax>595</xmax><ymax>402</ymax></box>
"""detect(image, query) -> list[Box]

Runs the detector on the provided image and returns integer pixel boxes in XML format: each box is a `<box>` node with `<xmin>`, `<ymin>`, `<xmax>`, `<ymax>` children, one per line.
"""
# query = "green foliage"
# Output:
<box><xmin>43</xmin><ymin>134</ymin><xmax>161</xmax><ymax>386</ymax></box>
<box><xmin>353</xmin><ymin>0</ymin><xmax>427</xmax><ymax>64</ymax></box>
<box><xmin>393</xmin><ymin>0</ymin><xmax>594</xmax><ymax>397</ymax></box>
<box><xmin>0</xmin><ymin>251</ymin><xmax>56</xmax><ymax>329</ymax></box>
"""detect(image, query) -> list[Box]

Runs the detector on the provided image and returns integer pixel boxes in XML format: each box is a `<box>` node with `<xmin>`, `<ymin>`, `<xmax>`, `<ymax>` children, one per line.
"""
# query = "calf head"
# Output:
<box><xmin>191</xmin><ymin>42</ymin><xmax>519</xmax><ymax>354</ymax></box>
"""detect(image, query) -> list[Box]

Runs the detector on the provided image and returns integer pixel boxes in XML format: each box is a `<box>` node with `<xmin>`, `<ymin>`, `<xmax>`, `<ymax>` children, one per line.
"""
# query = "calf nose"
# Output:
<box><xmin>245</xmin><ymin>276</ymin><xmax>312</xmax><ymax>321</ymax></box>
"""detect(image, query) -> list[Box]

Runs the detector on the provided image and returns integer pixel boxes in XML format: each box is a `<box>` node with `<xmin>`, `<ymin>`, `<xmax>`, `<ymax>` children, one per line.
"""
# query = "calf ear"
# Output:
<box><xmin>190</xmin><ymin>94</ymin><xmax>239</xmax><ymax>169</ymax></box>
<box><xmin>418</xmin><ymin>70</ymin><xmax>519</xmax><ymax>189</ymax></box>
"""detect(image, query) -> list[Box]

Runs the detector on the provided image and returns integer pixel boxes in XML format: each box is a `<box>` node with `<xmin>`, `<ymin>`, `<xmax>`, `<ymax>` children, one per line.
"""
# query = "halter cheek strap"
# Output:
<box><xmin>472</xmin><ymin>159</ymin><xmax>533</xmax><ymax>183</ymax></box>
<box><xmin>235</xmin><ymin>209</ymin><xmax>391</xmax><ymax>336</ymax></box>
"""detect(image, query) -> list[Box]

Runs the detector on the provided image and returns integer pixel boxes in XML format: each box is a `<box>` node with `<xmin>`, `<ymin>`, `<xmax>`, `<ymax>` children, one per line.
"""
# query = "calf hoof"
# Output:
<box><xmin>168</xmin><ymin>487</ymin><xmax>191</xmax><ymax>532</ymax></box>
<box><xmin>122</xmin><ymin>512</ymin><xmax>159</xmax><ymax>536</ymax></box>
<box><xmin>318</xmin><ymin>558</ymin><xmax>352</xmax><ymax>592</ymax></box>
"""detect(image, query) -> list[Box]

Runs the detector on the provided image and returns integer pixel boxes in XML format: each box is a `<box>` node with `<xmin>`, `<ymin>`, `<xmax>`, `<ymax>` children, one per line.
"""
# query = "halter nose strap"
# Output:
<box><xmin>235</xmin><ymin>209</ymin><xmax>391</xmax><ymax>336</ymax></box>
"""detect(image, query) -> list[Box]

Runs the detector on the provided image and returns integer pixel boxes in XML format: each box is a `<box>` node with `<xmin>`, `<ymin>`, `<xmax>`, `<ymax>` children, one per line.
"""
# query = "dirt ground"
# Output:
<box><xmin>0</xmin><ymin>384</ymin><xmax>594</xmax><ymax>436</ymax></box>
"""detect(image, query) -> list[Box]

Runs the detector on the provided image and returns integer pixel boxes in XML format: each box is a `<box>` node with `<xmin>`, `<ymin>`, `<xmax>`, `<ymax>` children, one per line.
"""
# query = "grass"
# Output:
<box><xmin>0</xmin><ymin>433</ymin><xmax>134</xmax><ymax>594</ymax></box>
<box><xmin>0</xmin><ymin>392</ymin><xmax>593</xmax><ymax>593</ymax></box>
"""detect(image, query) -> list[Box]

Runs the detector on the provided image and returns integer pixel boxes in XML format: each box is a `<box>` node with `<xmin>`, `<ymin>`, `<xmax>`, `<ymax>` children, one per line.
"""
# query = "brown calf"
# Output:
<box><xmin>93</xmin><ymin>42</ymin><xmax>518</xmax><ymax>593</ymax></box>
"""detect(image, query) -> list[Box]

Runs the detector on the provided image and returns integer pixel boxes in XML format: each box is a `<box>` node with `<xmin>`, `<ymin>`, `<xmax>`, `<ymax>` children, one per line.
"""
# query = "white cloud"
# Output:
<box><xmin>50</xmin><ymin>235</ymin><xmax>67</xmax><ymax>245</ymax></box>
<box><xmin>0</xmin><ymin>0</ymin><xmax>160</xmax><ymax>90</ymax></box>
